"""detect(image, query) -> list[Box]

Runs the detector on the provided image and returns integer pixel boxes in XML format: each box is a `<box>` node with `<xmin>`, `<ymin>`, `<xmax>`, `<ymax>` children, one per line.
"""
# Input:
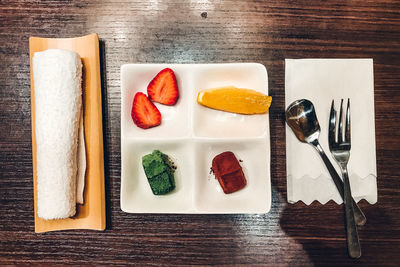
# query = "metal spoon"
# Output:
<box><xmin>285</xmin><ymin>99</ymin><xmax>366</xmax><ymax>226</ymax></box>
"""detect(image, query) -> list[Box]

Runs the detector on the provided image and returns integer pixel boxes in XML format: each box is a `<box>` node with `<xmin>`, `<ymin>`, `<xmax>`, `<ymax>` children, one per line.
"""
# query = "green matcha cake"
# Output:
<box><xmin>142</xmin><ymin>150</ymin><xmax>176</xmax><ymax>195</ymax></box>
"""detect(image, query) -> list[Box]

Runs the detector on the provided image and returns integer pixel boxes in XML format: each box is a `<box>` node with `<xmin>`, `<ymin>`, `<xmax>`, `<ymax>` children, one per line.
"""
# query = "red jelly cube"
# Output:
<box><xmin>212</xmin><ymin>151</ymin><xmax>247</xmax><ymax>194</ymax></box>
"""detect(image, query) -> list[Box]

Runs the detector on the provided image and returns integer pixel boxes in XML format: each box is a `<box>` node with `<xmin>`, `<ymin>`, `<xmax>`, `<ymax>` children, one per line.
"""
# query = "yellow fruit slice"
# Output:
<box><xmin>197</xmin><ymin>86</ymin><xmax>272</xmax><ymax>115</ymax></box>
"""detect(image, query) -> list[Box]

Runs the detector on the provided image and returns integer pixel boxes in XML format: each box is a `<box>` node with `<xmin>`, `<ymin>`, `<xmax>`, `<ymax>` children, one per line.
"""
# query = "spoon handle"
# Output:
<box><xmin>311</xmin><ymin>141</ymin><xmax>367</xmax><ymax>226</ymax></box>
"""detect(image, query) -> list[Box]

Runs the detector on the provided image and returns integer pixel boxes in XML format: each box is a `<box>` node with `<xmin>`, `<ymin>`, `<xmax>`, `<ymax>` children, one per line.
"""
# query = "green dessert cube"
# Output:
<box><xmin>142</xmin><ymin>151</ymin><xmax>167</xmax><ymax>178</ymax></box>
<box><xmin>147</xmin><ymin>172</ymin><xmax>175</xmax><ymax>195</ymax></box>
<box><xmin>142</xmin><ymin>150</ymin><xmax>176</xmax><ymax>195</ymax></box>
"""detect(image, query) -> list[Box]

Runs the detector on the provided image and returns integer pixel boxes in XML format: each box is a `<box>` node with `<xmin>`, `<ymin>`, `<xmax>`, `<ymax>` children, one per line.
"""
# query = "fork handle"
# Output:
<box><xmin>342</xmin><ymin>167</ymin><xmax>362</xmax><ymax>258</ymax></box>
<box><xmin>312</xmin><ymin>141</ymin><xmax>367</xmax><ymax>226</ymax></box>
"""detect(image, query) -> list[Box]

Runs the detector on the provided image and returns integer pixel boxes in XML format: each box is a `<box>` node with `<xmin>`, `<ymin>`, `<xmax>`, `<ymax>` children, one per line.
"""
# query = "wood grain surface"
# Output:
<box><xmin>1</xmin><ymin>0</ymin><xmax>400</xmax><ymax>266</ymax></box>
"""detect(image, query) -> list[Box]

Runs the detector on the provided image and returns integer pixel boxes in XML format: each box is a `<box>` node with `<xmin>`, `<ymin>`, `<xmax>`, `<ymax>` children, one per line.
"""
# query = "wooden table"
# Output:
<box><xmin>1</xmin><ymin>1</ymin><xmax>399</xmax><ymax>266</ymax></box>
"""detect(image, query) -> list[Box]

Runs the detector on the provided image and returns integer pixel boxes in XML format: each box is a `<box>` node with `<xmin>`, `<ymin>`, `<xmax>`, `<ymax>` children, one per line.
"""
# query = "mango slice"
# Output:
<box><xmin>197</xmin><ymin>86</ymin><xmax>272</xmax><ymax>115</ymax></box>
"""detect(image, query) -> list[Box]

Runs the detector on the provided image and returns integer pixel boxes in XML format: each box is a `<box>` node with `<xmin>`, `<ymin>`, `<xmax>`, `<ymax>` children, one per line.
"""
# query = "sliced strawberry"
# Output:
<box><xmin>147</xmin><ymin>68</ymin><xmax>179</xmax><ymax>105</ymax></box>
<box><xmin>131</xmin><ymin>92</ymin><xmax>161</xmax><ymax>129</ymax></box>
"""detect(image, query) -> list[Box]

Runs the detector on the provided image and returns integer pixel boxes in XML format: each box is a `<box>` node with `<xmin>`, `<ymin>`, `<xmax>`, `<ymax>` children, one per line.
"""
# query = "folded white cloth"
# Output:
<box><xmin>34</xmin><ymin>49</ymin><xmax>85</xmax><ymax>219</ymax></box>
<box><xmin>285</xmin><ymin>59</ymin><xmax>377</xmax><ymax>205</ymax></box>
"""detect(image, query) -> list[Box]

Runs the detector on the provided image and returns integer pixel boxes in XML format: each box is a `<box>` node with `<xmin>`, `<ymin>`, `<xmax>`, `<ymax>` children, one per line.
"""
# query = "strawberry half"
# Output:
<box><xmin>147</xmin><ymin>68</ymin><xmax>179</xmax><ymax>105</ymax></box>
<box><xmin>131</xmin><ymin>92</ymin><xmax>161</xmax><ymax>129</ymax></box>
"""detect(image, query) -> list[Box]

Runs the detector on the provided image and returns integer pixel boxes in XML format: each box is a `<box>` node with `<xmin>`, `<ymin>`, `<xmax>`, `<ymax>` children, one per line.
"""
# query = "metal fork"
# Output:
<box><xmin>329</xmin><ymin>99</ymin><xmax>361</xmax><ymax>258</ymax></box>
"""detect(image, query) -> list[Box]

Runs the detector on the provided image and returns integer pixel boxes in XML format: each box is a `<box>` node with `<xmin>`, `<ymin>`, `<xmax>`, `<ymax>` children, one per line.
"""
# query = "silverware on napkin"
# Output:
<box><xmin>329</xmin><ymin>99</ymin><xmax>361</xmax><ymax>258</ymax></box>
<box><xmin>285</xmin><ymin>99</ymin><xmax>366</xmax><ymax>226</ymax></box>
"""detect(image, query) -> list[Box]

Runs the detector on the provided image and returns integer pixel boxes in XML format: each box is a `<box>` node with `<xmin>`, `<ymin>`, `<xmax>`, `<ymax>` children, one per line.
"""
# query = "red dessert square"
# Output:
<box><xmin>212</xmin><ymin>151</ymin><xmax>241</xmax><ymax>175</ymax></box>
<box><xmin>212</xmin><ymin>151</ymin><xmax>247</xmax><ymax>194</ymax></box>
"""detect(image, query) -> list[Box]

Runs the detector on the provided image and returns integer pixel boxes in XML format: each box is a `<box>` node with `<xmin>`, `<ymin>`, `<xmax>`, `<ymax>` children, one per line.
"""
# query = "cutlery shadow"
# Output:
<box><xmin>270</xmin><ymin>97</ymin><xmax>353</xmax><ymax>265</ymax></box>
<box><xmin>279</xmin><ymin>199</ymin><xmax>356</xmax><ymax>265</ymax></box>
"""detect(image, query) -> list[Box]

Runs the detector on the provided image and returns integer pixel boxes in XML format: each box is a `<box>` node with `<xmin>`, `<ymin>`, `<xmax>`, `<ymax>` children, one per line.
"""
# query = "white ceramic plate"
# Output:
<box><xmin>120</xmin><ymin>63</ymin><xmax>271</xmax><ymax>213</ymax></box>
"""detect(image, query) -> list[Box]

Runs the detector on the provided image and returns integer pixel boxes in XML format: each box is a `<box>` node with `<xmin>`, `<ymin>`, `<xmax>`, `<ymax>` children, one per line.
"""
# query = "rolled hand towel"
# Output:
<box><xmin>33</xmin><ymin>49</ymin><xmax>83</xmax><ymax>220</ymax></box>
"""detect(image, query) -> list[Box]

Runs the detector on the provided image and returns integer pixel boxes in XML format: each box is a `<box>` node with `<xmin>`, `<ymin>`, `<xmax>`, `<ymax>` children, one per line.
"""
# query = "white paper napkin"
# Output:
<box><xmin>285</xmin><ymin>59</ymin><xmax>377</xmax><ymax>205</ymax></box>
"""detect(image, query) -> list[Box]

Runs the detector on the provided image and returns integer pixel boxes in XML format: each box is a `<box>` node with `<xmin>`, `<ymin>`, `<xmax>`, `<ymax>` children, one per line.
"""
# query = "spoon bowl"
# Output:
<box><xmin>285</xmin><ymin>99</ymin><xmax>320</xmax><ymax>144</ymax></box>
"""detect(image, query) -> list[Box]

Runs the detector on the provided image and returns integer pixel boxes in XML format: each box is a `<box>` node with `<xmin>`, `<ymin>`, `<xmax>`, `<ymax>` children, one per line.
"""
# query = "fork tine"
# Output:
<box><xmin>329</xmin><ymin>100</ymin><xmax>337</xmax><ymax>148</ymax></box>
<box><xmin>338</xmin><ymin>99</ymin><xmax>344</xmax><ymax>143</ymax></box>
<box><xmin>345</xmin><ymin>98</ymin><xmax>351</xmax><ymax>145</ymax></box>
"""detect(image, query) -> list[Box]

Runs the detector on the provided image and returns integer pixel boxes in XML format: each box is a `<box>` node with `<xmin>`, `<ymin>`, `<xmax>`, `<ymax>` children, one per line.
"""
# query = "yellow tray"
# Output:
<box><xmin>29</xmin><ymin>33</ymin><xmax>105</xmax><ymax>233</ymax></box>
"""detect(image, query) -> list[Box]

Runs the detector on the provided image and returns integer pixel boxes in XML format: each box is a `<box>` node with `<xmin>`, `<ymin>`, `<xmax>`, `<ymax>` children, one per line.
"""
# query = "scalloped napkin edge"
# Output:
<box><xmin>287</xmin><ymin>174</ymin><xmax>377</xmax><ymax>205</ymax></box>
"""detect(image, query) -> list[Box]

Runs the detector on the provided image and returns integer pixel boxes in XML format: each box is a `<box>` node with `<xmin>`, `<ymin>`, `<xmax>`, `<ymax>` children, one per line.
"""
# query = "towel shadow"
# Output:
<box><xmin>99</xmin><ymin>39</ymin><xmax>112</xmax><ymax>230</ymax></box>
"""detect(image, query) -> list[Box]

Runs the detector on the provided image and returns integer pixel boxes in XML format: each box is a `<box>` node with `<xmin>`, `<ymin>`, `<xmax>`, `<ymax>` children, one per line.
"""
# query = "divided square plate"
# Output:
<box><xmin>120</xmin><ymin>63</ymin><xmax>271</xmax><ymax>213</ymax></box>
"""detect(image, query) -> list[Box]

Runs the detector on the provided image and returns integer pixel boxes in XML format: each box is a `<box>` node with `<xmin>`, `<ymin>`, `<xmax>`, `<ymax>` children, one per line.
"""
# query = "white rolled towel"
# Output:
<box><xmin>33</xmin><ymin>49</ymin><xmax>83</xmax><ymax>220</ymax></box>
